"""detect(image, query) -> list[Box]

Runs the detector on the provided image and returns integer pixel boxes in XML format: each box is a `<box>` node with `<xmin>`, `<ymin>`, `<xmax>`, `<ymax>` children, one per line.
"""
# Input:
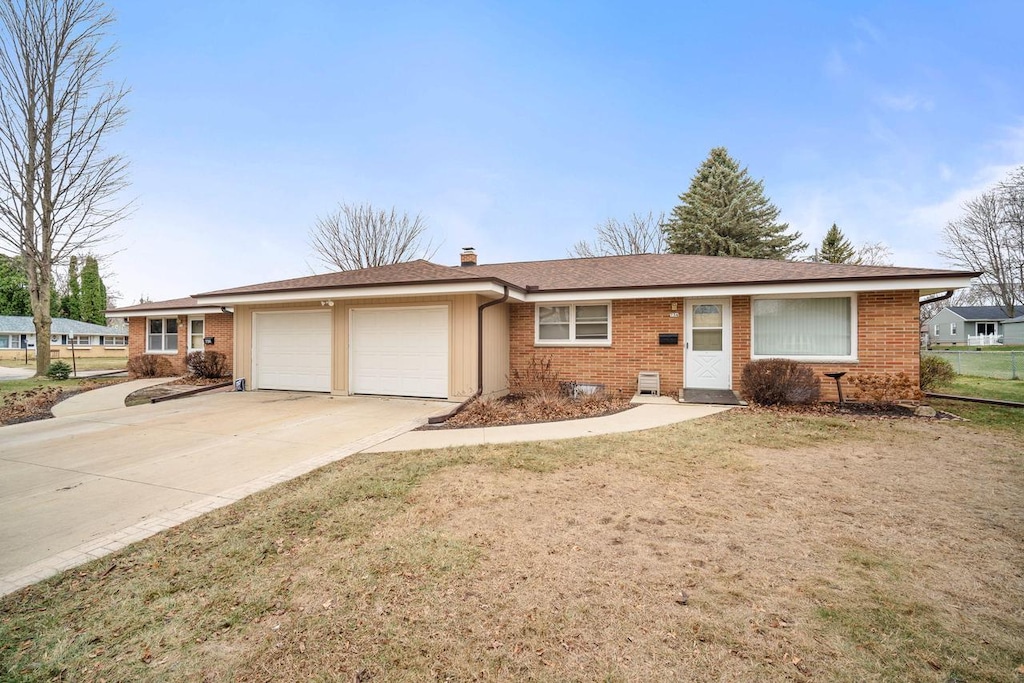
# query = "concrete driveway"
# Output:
<box><xmin>0</xmin><ymin>391</ymin><xmax>450</xmax><ymax>592</ymax></box>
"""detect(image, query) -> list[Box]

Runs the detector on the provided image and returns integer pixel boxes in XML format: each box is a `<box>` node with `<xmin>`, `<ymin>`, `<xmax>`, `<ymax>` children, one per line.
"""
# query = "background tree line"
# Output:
<box><xmin>0</xmin><ymin>252</ymin><xmax>110</xmax><ymax>323</ymax></box>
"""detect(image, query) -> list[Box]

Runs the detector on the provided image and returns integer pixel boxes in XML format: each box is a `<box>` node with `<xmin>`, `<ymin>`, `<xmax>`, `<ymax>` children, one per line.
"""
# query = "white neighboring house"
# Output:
<box><xmin>0</xmin><ymin>315</ymin><xmax>128</xmax><ymax>360</ymax></box>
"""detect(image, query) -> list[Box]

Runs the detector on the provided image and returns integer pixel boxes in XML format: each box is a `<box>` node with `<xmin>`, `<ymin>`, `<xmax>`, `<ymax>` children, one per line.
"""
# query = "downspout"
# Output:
<box><xmin>427</xmin><ymin>286</ymin><xmax>509</xmax><ymax>424</ymax></box>
<box><xmin>477</xmin><ymin>286</ymin><xmax>510</xmax><ymax>395</ymax></box>
<box><xmin>919</xmin><ymin>290</ymin><xmax>955</xmax><ymax>306</ymax></box>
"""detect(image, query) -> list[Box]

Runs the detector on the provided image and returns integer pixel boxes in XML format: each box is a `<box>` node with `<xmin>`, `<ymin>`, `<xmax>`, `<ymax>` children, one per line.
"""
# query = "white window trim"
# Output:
<box><xmin>950</xmin><ymin>322</ymin><xmax>957</xmax><ymax>335</ymax></box>
<box><xmin>146</xmin><ymin>316</ymin><xmax>180</xmax><ymax>354</ymax></box>
<box><xmin>187</xmin><ymin>315</ymin><xmax>206</xmax><ymax>353</ymax></box>
<box><xmin>534</xmin><ymin>301</ymin><xmax>612</xmax><ymax>347</ymax></box>
<box><xmin>750</xmin><ymin>292</ymin><xmax>858</xmax><ymax>363</ymax></box>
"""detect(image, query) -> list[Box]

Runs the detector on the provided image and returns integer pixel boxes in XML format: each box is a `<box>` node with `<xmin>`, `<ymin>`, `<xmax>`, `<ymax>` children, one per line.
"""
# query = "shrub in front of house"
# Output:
<box><xmin>849</xmin><ymin>372</ymin><xmax>922</xmax><ymax>405</ymax></box>
<box><xmin>740</xmin><ymin>358</ymin><xmax>820</xmax><ymax>406</ymax></box>
<box><xmin>509</xmin><ymin>356</ymin><xmax>562</xmax><ymax>398</ymax></box>
<box><xmin>127</xmin><ymin>354</ymin><xmax>175</xmax><ymax>378</ymax></box>
<box><xmin>45</xmin><ymin>360</ymin><xmax>72</xmax><ymax>380</ymax></box>
<box><xmin>185</xmin><ymin>351</ymin><xmax>228</xmax><ymax>379</ymax></box>
<box><xmin>919</xmin><ymin>355</ymin><xmax>955</xmax><ymax>391</ymax></box>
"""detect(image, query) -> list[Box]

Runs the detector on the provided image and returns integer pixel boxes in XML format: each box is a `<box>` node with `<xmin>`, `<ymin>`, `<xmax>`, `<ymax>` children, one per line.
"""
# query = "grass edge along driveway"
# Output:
<box><xmin>1</xmin><ymin>406</ymin><xmax>1022</xmax><ymax>682</ymax></box>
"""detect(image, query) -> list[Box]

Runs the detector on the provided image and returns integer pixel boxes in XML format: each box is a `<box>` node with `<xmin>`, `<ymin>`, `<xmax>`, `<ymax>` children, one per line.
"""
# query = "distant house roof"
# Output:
<box><xmin>0</xmin><ymin>316</ymin><xmax>125</xmax><ymax>336</ymax></box>
<box><xmin>193</xmin><ymin>254</ymin><xmax>978</xmax><ymax>302</ymax></box>
<box><xmin>945</xmin><ymin>306</ymin><xmax>1016</xmax><ymax>321</ymax></box>
<box><xmin>1003</xmin><ymin>314</ymin><xmax>1024</xmax><ymax>324</ymax></box>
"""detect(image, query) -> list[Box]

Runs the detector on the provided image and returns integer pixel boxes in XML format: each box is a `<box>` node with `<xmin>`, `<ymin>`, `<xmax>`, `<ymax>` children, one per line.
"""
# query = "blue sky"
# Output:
<box><xmin>102</xmin><ymin>0</ymin><xmax>1024</xmax><ymax>303</ymax></box>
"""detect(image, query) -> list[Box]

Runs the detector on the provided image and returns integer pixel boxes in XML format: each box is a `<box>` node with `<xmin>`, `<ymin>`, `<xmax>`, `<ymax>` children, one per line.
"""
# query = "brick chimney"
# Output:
<box><xmin>460</xmin><ymin>247</ymin><xmax>477</xmax><ymax>267</ymax></box>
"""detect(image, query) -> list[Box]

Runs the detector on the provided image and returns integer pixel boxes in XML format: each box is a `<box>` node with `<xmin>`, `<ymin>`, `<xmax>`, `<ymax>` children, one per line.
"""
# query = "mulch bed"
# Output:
<box><xmin>424</xmin><ymin>393</ymin><xmax>635</xmax><ymax>430</ymax></box>
<box><xmin>748</xmin><ymin>401</ymin><xmax>962</xmax><ymax>421</ymax></box>
<box><xmin>124</xmin><ymin>376</ymin><xmax>231</xmax><ymax>406</ymax></box>
<box><xmin>0</xmin><ymin>379</ymin><xmax>129</xmax><ymax>426</ymax></box>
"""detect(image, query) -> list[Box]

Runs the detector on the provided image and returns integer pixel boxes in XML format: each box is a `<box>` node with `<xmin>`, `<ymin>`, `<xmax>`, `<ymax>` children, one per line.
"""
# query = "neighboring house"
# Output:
<box><xmin>924</xmin><ymin>305</ymin><xmax>1015</xmax><ymax>346</ymax></box>
<box><xmin>0</xmin><ymin>316</ymin><xmax>128</xmax><ymax>360</ymax></box>
<box><xmin>1002</xmin><ymin>314</ymin><xmax>1024</xmax><ymax>345</ymax></box>
<box><xmin>106</xmin><ymin>297</ymin><xmax>234</xmax><ymax>373</ymax></box>
<box><xmin>186</xmin><ymin>250</ymin><xmax>975</xmax><ymax>403</ymax></box>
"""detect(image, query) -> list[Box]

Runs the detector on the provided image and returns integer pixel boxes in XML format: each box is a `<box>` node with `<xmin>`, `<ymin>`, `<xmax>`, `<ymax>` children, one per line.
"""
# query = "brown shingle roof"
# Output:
<box><xmin>196</xmin><ymin>260</ymin><xmax>491</xmax><ymax>297</ymax></box>
<box><xmin>106</xmin><ymin>296</ymin><xmax>205</xmax><ymax>314</ymax></box>
<box><xmin>193</xmin><ymin>254</ymin><xmax>977</xmax><ymax>298</ymax></box>
<box><xmin>470</xmin><ymin>254</ymin><xmax>973</xmax><ymax>292</ymax></box>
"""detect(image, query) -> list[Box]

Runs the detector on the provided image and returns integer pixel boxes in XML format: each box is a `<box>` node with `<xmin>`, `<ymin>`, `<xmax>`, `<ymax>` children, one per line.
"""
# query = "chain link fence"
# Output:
<box><xmin>922</xmin><ymin>350</ymin><xmax>1022</xmax><ymax>380</ymax></box>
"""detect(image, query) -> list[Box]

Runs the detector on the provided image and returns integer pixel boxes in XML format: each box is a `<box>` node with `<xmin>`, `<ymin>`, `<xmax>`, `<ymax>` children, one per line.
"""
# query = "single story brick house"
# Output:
<box><xmin>189</xmin><ymin>250</ymin><xmax>976</xmax><ymax>402</ymax></box>
<box><xmin>106</xmin><ymin>297</ymin><xmax>234</xmax><ymax>374</ymax></box>
<box><xmin>0</xmin><ymin>315</ymin><xmax>127</xmax><ymax>360</ymax></box>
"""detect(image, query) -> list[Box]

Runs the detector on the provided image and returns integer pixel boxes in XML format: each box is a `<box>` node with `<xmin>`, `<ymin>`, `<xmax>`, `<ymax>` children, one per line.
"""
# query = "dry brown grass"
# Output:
<box><xmin>2</xmin><ymin>410</ymin><xmax>1022</xmax><ymax>682</ymax></box>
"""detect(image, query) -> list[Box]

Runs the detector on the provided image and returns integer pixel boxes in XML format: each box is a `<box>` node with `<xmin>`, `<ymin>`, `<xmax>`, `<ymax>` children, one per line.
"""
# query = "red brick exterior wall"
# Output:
<box><xmin>510</xmin><ymin>290</ymin><xmax>921</xmax><ymax>402</ymax></box>
<box><xmin>732</xmin><ymin>290</ymin><xmax>921</xmax><ymax>402</ymax></box>
<box><xmin>127</xmin><ymin>312</ymin><xmax>234</xmax><ymax>374</ymax></box>
<box><xmin>509</xmin><ymin>299</ymin><xmax>685</xmax><ymax>398</ymax></box>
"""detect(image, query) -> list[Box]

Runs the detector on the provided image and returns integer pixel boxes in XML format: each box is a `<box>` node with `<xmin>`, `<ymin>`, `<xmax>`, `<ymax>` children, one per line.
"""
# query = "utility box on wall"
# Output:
<box><xmin>658</xmin><ymin>333</ymin><xmax>679</xmax><ymax>345</ymax></box>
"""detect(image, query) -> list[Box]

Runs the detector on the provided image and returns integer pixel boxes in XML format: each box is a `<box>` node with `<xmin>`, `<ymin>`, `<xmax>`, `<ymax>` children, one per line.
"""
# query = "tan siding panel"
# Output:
<box><xmin>482</xmin><ymin>300</ymin><xmax>510</xmax><ymax>397</ymax></box>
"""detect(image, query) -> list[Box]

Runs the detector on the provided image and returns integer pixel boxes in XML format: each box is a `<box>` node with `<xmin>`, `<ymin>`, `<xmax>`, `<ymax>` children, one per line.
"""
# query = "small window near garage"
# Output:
<box><xmin>188</xmin><ymin>317</ymin><xmax>205</xmax><ymax>352</ymax></box>
<box><xmin>535</xmin><ymin>303</ymin><xmax>611</xmax><ymax>345</ymax></box>
<box><xmin>752</xmin><ymin>296</ymin><xmax>855</xmax><ymax>361</ymax></box>
<box><xmin>147</xmin><ymin>317</ymin><xmax>178</xmax><ymax>352</ymax></box>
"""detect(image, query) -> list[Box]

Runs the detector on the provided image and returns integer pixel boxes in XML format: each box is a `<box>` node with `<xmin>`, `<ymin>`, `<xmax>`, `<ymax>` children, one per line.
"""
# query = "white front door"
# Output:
<box><xmin>685</xmin><ymin>299</ymin><xmax>731</xmax><ymax>390</ymax></box>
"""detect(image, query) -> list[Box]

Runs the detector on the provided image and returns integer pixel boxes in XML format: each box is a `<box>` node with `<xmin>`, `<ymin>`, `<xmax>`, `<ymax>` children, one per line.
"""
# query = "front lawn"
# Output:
<box><xmin>931</xmin><ymin>375</ymin><xmax>1024</xmax><ymax>403</ymax></box>
<box><xmin>0</xmin><ymin>356</ymin><xmax>127</xmax><ymax>371</ymax></box>
<box><xmin>1</xmin><ymin>410</ymin><xmax>1021</xmax><ymax>682</ymax></box>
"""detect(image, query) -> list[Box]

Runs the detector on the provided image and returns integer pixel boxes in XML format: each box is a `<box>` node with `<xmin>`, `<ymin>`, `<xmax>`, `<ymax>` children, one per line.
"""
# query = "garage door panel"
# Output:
<box><xmin>254</xmin><ymin>312</ymin><xmax>331</xmax><ymax>392</ymax></box>
<box><xmin>350</xmin><ymin>307</ymin><xmax>448</xmax><ymax>399</ymax></box>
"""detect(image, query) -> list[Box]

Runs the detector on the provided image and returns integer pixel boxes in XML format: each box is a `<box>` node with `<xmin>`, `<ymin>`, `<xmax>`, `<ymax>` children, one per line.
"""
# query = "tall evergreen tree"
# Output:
<box><xmin>817</xmin><ymin>223</ymin><xmax>858</xmax><ymax>263</ymax></box>
<box><xmin>662</xmin><ymin>147</ymin><xmax>806</xmax><ymax>260</ymax></box>
<box><xmin>0</xmin><ymin>254</ymin><xmax>31</xmax><ymax>315</ymax></box>
<box><xmin>79</xmin><ymin>255</ymin><xmax>107</xmax><ymax>324</ymax></box>
<box><xmin>62</xmin><ymin>256</ymin><xmax>82</xmax><ymax>320</ymax></box>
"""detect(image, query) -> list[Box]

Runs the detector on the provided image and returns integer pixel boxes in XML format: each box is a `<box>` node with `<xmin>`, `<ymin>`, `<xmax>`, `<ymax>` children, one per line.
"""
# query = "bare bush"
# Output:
<box><xmin>919</xmin><ymin>356</ymin><xmax>955</xmax><ymax>391</ymax></box>
<box><xmin>185</xmin><ymin>351</ymin><xmax>228</xmax><ymax>379</ymax></box>
<box><xmin>508</xmin><ymin>357</ymin><xmax>562</xmax><ymax>398</ymax></box>
<box><xmin>849</xmin><ymin>372</ymin><xmax>922</xmax><ymax>405</ymax></box>
<box><xmin>740</xmin><ymin>359</ymin><xmax>820</xmax><ymax>406</ymax></box>
<box><xmin>127</xmin><ymin>354</ymin><xmax>175</xmax><ymax>378</ymax></box>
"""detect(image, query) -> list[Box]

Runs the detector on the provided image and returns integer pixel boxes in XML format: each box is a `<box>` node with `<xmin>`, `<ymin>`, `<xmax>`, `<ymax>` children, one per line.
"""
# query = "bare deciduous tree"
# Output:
<box><xmin>309</xmin><ymin>203</ymin><xmax>438</xmax><ymax>271</ymax></box>
<box><xmin>570</xmin><ymin>212</ymin><xmax>666</xmax><ymax>258</ymax></box>
<box><xmin>854</xmin><ymin>241</ymin><xmax>893</xmax><ymax>266</ymax></box>
<box><xmin>0</xmin><ymin>0</ymin><xmax>128</xmax><ymax>376</ymax></box>
<box><xmin>939</xmin><ymin>167</ymin><xmax>1024</xmax><ymax>317</ymax></box>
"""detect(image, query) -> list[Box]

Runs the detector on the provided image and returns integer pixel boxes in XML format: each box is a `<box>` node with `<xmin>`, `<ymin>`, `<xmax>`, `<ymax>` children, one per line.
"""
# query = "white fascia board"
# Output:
<box><xmin>195</xmin><ymin>281</ymin><xmax>523</xmax><ymax>306</ymax></box>
<box><xmin>106</xmin><ymin>307</ymin><xmax>225</xmax><ymax>318</ymax></box>
<box><xmin>521</xmin><ymin>276</ymin><xmax>976</xmax><ymax>302</ymax></box>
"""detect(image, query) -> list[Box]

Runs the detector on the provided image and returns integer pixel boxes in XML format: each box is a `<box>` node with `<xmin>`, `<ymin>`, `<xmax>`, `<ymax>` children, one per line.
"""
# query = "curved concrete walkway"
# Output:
<box><xmin>52</xmin><ymin>377</ymin><xmax>178</xmax><ymax>417</ymax></box>
<box><xmin>364</xmin><ymin>402</ymin><xmax>733</xmax><ymax>453</ymax></box>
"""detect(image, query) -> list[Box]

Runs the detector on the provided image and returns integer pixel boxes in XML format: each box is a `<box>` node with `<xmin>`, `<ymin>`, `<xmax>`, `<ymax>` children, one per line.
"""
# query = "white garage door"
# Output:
<box><xmin>350</xmin><ymin>307</ymin><xmax>448</xmax><ymax>399</ymax></box>
<box><xmin>253</xmin><ymin>311</ymin><xmax>332</xmax><ymax>392</ymax></box>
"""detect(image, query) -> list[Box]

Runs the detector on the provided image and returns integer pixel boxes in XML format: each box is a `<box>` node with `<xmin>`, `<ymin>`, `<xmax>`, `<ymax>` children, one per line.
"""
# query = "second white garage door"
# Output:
<box><xmin>349</xmin><ymin>307</ymin><xmax>448</xmax><ymax>399</ymax></box>
<box><xmin>253</xmin><ymin>311</ymin><xmax>332</xmax><ymax>392</ymax></box>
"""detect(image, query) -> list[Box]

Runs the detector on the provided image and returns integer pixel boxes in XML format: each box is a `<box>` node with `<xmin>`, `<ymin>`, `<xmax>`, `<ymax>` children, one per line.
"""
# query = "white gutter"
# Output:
<box><xmin>195</xmin><ymin>281</ymin><xmax>525</xmax><ymax>306</ymax></box>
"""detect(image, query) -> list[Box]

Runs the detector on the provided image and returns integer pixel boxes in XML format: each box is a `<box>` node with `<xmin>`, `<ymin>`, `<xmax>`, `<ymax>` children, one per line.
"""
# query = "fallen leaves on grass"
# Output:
<box><xmin>0</xmin><ymin>386</ymin><xmax>63</xmax><ymax>424</ymax></box>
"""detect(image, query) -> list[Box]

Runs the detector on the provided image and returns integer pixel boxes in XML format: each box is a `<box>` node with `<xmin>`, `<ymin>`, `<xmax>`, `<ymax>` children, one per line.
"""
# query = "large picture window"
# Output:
<box><xmin>752</xmin><ymin>296</ymin><xmax>855</xmax><ymax>360</ymax></box>
<box><xmin>535</xmin><ymin>303</ymin><xmax>611</xmax><ymax>345</ymax></box>
<box><xmin>147</xmin><ymin>317</ymin><xmax>178</xmax><ymax>352</ymax></box>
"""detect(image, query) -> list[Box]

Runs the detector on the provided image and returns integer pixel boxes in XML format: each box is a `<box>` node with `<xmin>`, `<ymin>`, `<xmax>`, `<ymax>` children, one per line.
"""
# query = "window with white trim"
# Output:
<box><xmin>933</xmin><ymin>324</ymin><xmax>940</xmax><ymax>336</ymax></box>
<box><xmin>103</xmin><ymin>335</ymin><xmax>127</xmax><ymax>346</ymax></box>
<box><xmin>535</xmin><ymin>303</ymin><xmax>611</xmax><ymax>345</ymax></box>
<box><xmin>0</xmin><ymin>335</ymin><xmax>9</xmax><ymax>349</ymax></box>
<box><xmin>188</xmin><ymin>316</ymin><xmax>205</xmax><ymax>352</ymax></box>
<box><xmin>950</xmin><ymin>322</ymin><xmax>957</xmax><ymax>335</ymax></box>
<box><xmin>147</xmin><ymin>317</ymin><xmax>178</xmax><ymax>352</ymax></box>
<box><xmin>70</xmin><ymin>335</ymin><xmax>92</xmax><ymax>347</ymax></box>
<box><xmin>752</xmin><ymin>296</ymin><xmax>855</xmax><ymax>360</ymax></box>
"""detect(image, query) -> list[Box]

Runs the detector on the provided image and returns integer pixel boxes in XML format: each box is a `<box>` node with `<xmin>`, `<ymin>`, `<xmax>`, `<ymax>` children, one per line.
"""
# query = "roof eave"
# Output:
<box><xmin>194</xmin><ymin>279</ymin><xmax>527</xmax><ymax>305</ymax></box>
